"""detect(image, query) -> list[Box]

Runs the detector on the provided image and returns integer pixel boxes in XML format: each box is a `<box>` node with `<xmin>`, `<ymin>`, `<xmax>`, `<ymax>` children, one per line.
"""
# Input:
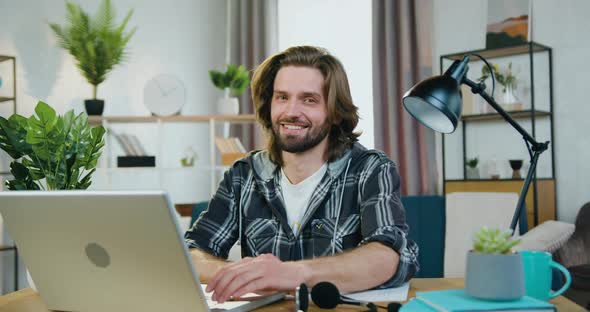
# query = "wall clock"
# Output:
<box><xmin>143</xmin><ymin>74</ymin><xmax>186</xmax><ymax>116</ymax></box>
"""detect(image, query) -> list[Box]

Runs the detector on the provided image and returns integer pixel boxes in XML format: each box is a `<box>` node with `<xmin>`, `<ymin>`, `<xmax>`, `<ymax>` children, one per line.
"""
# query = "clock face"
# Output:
<box><xmin>143</xmin><ymin>74</ymin><xmax>186</xmax><ymax>116</ymax></box>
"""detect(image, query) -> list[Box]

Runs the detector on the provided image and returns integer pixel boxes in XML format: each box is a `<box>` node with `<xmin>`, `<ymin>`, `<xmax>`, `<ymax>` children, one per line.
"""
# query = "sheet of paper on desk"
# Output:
<box><xmin>344</xmin><ymin>282</ymin><xmax>410</xmax><ymax>302</ymax></box>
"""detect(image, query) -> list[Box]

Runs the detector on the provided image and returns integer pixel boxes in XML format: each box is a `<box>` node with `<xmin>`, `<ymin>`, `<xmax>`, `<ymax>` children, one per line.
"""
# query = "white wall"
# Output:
<box><xmin>433</xmin><ymin>0</ymin><xmax>590</xmax><ymax>222</ymax></box>
<box><xmin>276</xmin><ymin>0</ymin><xmax>374</xmax><ymax>148</ymax></box>
<box><xmin>0</xmin><ymin>0</ymin><xmax>227</xmax><ymax>204</ymax></box>
<box><xmin>0</xmin><ymin>0</ymin><xmax>225</xmax><ymax>116</ymax></box>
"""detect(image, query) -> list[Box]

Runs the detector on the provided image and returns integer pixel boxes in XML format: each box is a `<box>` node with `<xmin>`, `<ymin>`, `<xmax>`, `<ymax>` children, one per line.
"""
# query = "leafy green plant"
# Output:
<box><xmin>478</xmin><ymin>62</ymin><xmax>517</xmax><ymax>92</ymax></box>
<box><xmin>49</xmin><ymin>0</ymin><xmax>136</xmax><ymax>99</ymax></box>
<box><xmin>467</xmin><ymin>157</ymin><xmax>479</xmax><ymax>168</ymax></box>
<box><xmin>473</xmin><ymin>227</ymin><xmax>520</xmax><ymax>254</ymax></box>
<box><xmin>209</xmin><ymin>64</ymin><xmax>250</xmax><ymax>97</ymax></box>
<box><xmin>0</xmin><ymin>101</ymin><xmax>106</xmax><ymax>190</ymax></box>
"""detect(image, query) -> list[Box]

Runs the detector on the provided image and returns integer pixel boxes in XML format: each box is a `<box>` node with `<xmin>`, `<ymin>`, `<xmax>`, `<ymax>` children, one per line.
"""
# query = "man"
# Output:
<box><xmin>185</xmin><ymin>46</ymin><xmax>419</xmax><ymax>303</ymax></box>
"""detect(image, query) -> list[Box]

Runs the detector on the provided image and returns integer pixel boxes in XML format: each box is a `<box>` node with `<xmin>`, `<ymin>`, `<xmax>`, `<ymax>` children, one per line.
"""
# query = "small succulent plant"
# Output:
<box><xmin>466</xmin><ymin>157</ymin><xmax>479</xmax><ymax>168</ymax></box>
<box><xmin>473</xmin><ymin>227</ymin><xmax>520</xmax><ymax>254</ymax></box>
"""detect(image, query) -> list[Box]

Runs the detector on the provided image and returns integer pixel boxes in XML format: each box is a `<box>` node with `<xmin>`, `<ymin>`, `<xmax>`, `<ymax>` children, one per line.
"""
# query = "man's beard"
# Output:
<box><xmin>272</xmin><ymin>118</ymin><xmax>330</xmax><ymax>153</ymax></box>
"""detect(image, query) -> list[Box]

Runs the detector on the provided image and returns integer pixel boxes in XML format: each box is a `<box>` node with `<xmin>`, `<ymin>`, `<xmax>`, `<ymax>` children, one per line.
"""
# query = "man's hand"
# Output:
<box><xmin>189</xmin><ymin>248</ymin><xmax>228</xmax><ymax>283</ymax></box>
<box><xmin>205</xmin><ymin>254</ymin><xmax>308</xmax><ymax>303</ymax></box>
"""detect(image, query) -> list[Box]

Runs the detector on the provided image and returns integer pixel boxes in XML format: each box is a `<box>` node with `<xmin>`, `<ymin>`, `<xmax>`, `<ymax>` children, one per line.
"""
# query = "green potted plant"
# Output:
<box><xmin>466</xmin><ymin>157</ymin><xmax>479</xmax><ymax>179</ymax></box>
<box><xmin>0</xmin><ymin>101</ymin><xmax>106</xmax><ymax>190</ymax></box>
<box><xmin>465</xmin><ymin>226</ymin><xmax>524</xmax><ymax>301</ymax></box>
<box><xmin>478</xmin><ymin>62</ymin><xmax>521</xmax><ymax>110</ymax></box>
<box><xmin>209</xmin><ymin>64</ymin><xmax>250</xmax><ymax>115</ymax></box>
<box><xmin>49</xmin><ymin>0</ymin><xmax>136</xmax><ymax>116</ymax></box>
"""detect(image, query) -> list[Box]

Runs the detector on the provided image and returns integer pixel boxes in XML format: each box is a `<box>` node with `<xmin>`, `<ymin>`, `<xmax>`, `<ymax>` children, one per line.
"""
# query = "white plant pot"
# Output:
<box><xmin>499</xmin><ymin>84</ymin><xmax>519</xmax><ymax>106</ymax></box>
<box><xmin>217</xmin><ymin>97</ymin><xmax>240</xmax><ymax>115</ymax></box>
<box><xmin>466</xmin><ymin>167</ymin><xmax>480</xmax><ymax>179</ymax></box>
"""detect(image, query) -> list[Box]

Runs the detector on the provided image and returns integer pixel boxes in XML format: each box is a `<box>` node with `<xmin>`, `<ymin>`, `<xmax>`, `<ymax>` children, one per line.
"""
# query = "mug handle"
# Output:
<box><xmin>548</xmin><ymin>261</ymin><xmax>572</xmax><ymax>299</ymax></box>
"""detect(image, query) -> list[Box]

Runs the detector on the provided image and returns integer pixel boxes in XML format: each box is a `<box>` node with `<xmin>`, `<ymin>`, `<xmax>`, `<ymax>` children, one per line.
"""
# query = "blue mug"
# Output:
<box><xmin>520</xmin><ymin>250</ymin><xmax>571</xmax><ymax>301</ymax></box>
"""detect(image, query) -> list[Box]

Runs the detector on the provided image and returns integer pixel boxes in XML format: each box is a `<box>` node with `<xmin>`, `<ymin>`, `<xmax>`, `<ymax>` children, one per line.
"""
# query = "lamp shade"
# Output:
<box><xmin>402</xmin><ymin>73</ymin><xmax>464</xmax><ymax>134</ymax></box>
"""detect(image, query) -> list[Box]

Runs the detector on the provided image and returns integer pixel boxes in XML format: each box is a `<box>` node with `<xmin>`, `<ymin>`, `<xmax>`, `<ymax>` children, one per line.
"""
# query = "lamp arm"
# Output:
<box><xmin>462</xmin><ymin>78</ymin><xmax>548</xmax><ymax>151</ymax></box>
<box><xmin>463</xmin><ymin>77</ymin><xmax>550</xmax><ymax>235</ymax></box>
<box><xmin>509</xmin><ymin>150</ymin><xmax>541</xmax><ymax>235</ymax></box>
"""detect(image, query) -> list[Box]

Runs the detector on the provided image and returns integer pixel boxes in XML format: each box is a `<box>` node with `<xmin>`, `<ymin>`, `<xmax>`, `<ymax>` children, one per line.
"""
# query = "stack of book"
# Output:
<box><xmin>401</xmin><ymin>289</ymin><xmax>555</xmax><ymax>311</ymax></box>
<box><xmin>112</xmin><ymin>131</ymin><xmax>155</xmax><ymax>167</ymax></box>
<box><xmin>214</xmin><ymin>137</ymin><xmax>247</xmax><ymax>166</ymax></box>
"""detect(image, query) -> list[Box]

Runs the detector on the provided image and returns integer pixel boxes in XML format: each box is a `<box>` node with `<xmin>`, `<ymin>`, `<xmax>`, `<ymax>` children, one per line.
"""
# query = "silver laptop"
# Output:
<box><xmin>0</xmin><ymin>190</ymin><xmax>283</xmax><ymax>312</ymax></box>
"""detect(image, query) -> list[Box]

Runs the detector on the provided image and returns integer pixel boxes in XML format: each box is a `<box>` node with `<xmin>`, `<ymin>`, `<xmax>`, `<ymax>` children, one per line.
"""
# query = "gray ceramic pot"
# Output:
<box><xmin>465</xmin><ymin>251</ymin><xmax>525</xmax><ymax>301</ymax></box>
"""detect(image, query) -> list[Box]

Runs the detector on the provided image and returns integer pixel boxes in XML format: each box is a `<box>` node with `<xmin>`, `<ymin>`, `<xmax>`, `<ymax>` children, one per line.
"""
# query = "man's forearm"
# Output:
<box><xmin>189</xmin><ymin>248</ymin><xmax>228</xmax><ymax>283</ymax></box>
<box><xmin>297</xmin><ymin>242</ymin><xmax>399</xmax><ymax>293</ymax></box>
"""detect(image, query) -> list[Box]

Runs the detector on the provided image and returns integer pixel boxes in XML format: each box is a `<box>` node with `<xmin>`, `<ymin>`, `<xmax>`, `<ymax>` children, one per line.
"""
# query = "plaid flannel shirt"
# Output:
<box><xmin>184</xmin><ymin>143</ymin><xmax>419</xmax><ymax>287</ymax></box>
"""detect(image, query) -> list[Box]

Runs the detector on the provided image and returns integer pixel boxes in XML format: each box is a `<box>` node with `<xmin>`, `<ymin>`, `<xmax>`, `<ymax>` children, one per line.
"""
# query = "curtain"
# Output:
<box><xmin>228</xmin><ymin>0</ymin><xmax>277</xmax><ymax>150</ymax></box>
<box><xmin>372</xmin><ymin>0</ymin><xmax>438</xmax><ymax>195</ymax></box>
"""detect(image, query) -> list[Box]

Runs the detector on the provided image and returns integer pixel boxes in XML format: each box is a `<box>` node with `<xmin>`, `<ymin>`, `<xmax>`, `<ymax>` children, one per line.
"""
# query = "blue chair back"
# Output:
<box><xmin>402</xmin><ymin>195</ymin><xmax>446</xmax><ymax>278</ymax></box>
<box><xmin>190</xmin><ymin>201</ymin><xmax>209</xmax><ymax>228</ymax></box>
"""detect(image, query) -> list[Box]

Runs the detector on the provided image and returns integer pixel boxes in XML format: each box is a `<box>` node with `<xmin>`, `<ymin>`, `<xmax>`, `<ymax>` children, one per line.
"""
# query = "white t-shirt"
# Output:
<box><xmin>280</xmin><ymin>163</ymin><xmax>328</xmax><ymax>236</ymax></box>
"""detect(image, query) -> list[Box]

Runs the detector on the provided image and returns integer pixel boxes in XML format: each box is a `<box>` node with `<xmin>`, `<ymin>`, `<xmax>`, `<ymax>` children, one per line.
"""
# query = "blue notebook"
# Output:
<box><xmin>401</xmin><ymin>289</ymin><xmax>555</xmax><ymax>311</ymax></box>
<box><xmin>400</xmin><ymin>298</ymin><xmax>436</xmax><ymax>311</ymax></box>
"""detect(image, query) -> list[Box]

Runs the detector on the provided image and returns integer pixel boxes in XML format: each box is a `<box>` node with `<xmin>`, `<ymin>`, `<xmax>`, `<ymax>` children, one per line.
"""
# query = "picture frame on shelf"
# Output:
<box><xmin>486</xmin><ymin>0</ymin><xmax>531</xmax><ymax>49</ymax></box>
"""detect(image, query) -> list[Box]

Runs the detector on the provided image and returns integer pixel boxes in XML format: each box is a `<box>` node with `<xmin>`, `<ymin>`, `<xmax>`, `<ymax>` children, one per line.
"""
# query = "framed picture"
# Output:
<box><xmin>486</xmin><ymin>0</ymin><xmax>531</xmax><ymax>49</ymax></box>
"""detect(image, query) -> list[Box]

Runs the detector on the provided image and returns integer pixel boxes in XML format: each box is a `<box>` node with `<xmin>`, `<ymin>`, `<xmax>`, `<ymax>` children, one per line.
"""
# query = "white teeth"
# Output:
<box><xmin>284</xmin><ymin>125</ymin><xmax>303</xmax><ymax>130</ymax></box>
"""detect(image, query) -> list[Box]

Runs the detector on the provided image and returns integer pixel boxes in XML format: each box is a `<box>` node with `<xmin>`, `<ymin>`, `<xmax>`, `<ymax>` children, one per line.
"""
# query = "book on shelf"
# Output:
<box><xmin>110</xmin><ymin>130</ymin><xmax>155</xmax><ymax>167</ymax></box>
<box><xmin>111</xmin><ymin>130</ymin><xmax>148</xmax><ymax>156</ymax></box>
<box><xmin>400</xmin><ymin>289</ymin><xmax>555</xmax><ymax>312</ymax></box>
<box><xmin>215</xmin><ymin>137</ymin><xmax>247</xmax><ymax>166</ymax></box>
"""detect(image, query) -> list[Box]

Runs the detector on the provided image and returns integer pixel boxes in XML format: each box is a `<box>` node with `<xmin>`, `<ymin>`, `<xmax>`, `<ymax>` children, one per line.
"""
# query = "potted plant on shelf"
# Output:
<box><xmin>465</xmin><ymin>226</ymin><xmax>524</xmax><ymax>301</ymax></box>
<box><xmin>478</xmin><ymin>62</ymin><xmax>522</xmax><ymax>111</ymax></box>
<box><xmin>466</xmin><ymin>157</ymin><xmax>479</xmax><ymax>179</ymax></box>
<box><xmin>209</xmin><ymin>64</ymin><xmax>250</xmax><ymax>115</ymax></box>
<box><xmin>0</xmin><ymin>101</ymin><xmax>106</xmax><ymax>190</ymax></box>
<box><xmin>49</xmin><ymin>0</ymin><xmax>136</xmax><ymax>116</ymax></box>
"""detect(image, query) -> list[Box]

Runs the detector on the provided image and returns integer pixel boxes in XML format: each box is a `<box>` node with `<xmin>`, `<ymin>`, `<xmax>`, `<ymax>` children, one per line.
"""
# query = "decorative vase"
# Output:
<box><xmin>465</xmin><ymin>251</ymin><xmax>525</xmax><ymax>301</ymax></box>
<box><xmin>84</xmin><ymin>99</ymin><xmax>104</xmax><ymax>116</ymax></box>
<box><xmin>499</xmin><ymin>84</ymin><xmax>519</xmax><ymax>106</ymax></box>
<box><xmin>487</xmin><ymin>158</ymin><xmax>501</xmax><ymax>179</ymax></box>
<box><xmin>217</xmin><ymin>88</ymin><xmax>239</xmax><ymax>115</ymax></box>
<box><xmin>466</xmin><ymin>167</ymin><xmax>480</xmax><ymax>179</ymax></box>
<box><xmin>509</xmin><ymin>159</ymin><xmax>523</xmax><ymax>179</ymax></box>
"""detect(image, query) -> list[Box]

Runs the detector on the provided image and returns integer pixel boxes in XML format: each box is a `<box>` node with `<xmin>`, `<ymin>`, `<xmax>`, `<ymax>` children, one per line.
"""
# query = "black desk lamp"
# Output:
<box><xmin>402</xmin><ymin>55</ymin><xmax>549</xmax><ymax>235</ymax></box>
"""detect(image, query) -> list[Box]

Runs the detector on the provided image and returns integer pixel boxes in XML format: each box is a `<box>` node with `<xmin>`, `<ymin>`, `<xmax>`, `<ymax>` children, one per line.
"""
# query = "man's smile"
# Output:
<box><xmin>280</xmin><ymin>122</ymin><xmax>309</xmax><ymax>135</ymax></box>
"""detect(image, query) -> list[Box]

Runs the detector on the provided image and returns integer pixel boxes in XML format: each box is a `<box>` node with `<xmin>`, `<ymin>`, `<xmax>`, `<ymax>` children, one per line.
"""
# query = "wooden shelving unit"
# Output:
<box><xmin>91</xmin><ymin>114</ymin><xmax>258</xmax><ymax>198</ymax></box>
<box><xmin>440</xmin><ymin>42</ymin><xmax>556</xmax><ymax>228</ymax></box>
<box><xmin>88</xmin><ymin>114</ymin><xmax>256</xmax><ymax>125</ymax></box>
<box><xmin>461</xmin><ymin>110</ymin><xmax>551</xmax><ymax>122</ymax></box>
<box><xmin>443</xmin><ymin>42</ymin><xmax>550</xmax><ymax>61</ymax></box>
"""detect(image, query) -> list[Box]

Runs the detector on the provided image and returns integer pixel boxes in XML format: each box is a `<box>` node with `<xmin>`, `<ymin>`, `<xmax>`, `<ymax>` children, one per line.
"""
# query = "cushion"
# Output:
<box><xmin>514</xmin><ymin>220</ymin><xmax>575</xmax><ymax>253</ymax></box>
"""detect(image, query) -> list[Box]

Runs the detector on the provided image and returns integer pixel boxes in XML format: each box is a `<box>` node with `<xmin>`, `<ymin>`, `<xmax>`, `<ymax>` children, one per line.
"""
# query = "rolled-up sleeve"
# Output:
<box><xmin>184</xmin><ymin>168</ymin><xmax>239</xmax><ymax>259</ymax></box>
<box><xmin>359</xmin><ymin>161</ymin><xmax>420</xmax><ymax>287</ymax></box>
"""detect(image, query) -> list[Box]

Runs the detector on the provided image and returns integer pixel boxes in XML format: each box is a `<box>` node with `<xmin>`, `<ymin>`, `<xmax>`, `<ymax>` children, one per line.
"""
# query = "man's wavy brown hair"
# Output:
<box><xmin>251</xmin><ymin>46</ymin><xmax>360</xmax><ymax>166</ymax></box>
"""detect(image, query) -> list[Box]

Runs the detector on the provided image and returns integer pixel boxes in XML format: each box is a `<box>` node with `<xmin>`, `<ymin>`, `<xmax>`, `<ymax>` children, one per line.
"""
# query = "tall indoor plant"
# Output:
<box><xmin>49</xmin><ymin>0</ymin><xmax>136</xmax><ymax>115</ymax></box>
<box><xmin>0</xmin><ymin>101</ymin><xmax>106</xmax><ymax>190</ymax></box>
<box><xmin>209</xmin><ymin>64</ymin><xmax>250</xmax><ymax>115</ymax></box>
